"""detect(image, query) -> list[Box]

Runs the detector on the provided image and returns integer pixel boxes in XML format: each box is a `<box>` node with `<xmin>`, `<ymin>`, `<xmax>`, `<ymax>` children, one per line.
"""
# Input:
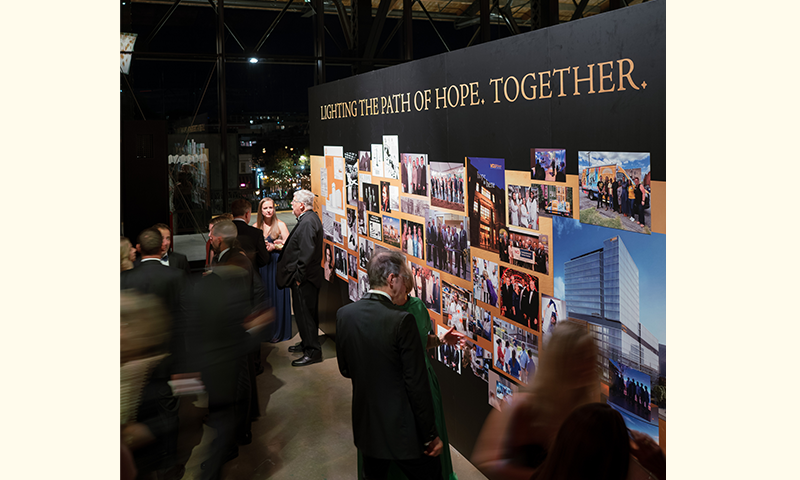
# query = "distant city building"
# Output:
<box><xmin>564</xmin><ymin>236</ymin><xmax>659</xmax><ymax>383</ymax></box>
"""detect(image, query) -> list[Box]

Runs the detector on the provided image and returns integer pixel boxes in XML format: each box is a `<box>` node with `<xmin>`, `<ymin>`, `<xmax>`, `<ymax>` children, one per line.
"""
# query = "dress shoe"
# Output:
<box><xmin>292</xmin><ymin>353</ymin><xmax>322</xmax><ymax>367</ymax></box>
<box><xmin>288</xmin><ymin>342</ymin><xmax>303</xmax><ymax>353</ymax></box>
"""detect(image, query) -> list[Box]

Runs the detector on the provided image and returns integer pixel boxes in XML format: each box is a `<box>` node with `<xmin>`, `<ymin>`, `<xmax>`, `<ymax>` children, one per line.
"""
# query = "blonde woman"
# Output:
<box><xmin>121</xmin><ymin>237</ymin><xmax>136</xmax><ymax>271</ymax></box>
<box><xmin>255</xmin><ymin>197</ymin><xmax>292</xmax><ymax>342</ymax></box>
<box><xmin>473</xmin><ymin>321</ymin><xmax>600</xmax><ymax>479</ymax></box>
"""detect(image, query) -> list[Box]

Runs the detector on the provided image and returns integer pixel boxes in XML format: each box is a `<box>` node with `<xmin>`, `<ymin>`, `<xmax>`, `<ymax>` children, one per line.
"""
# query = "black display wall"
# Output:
<box><xmin>309</xmin><ymin>0</ymin><xmax>665</xmax><ymax>460</ymax></box>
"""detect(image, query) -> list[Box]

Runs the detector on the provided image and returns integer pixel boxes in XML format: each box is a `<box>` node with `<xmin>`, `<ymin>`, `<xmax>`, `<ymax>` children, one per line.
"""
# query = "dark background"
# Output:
<box><xmin>310</xmin><ymin>1</ymin><xmax>664</xmax><ymax>458</ymax></box>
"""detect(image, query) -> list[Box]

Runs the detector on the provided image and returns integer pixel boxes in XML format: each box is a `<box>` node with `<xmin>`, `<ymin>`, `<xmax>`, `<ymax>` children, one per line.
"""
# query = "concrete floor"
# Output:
<box><xmin>178</xmin><ymin>331</ymin><xmax>488</xmax><ymax>480</ymax></box>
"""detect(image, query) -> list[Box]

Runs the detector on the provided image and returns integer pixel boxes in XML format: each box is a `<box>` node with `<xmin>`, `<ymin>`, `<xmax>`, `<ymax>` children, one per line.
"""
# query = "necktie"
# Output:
<box><xmin>160</xmin><ymin>254</ymin><xmax>169</xmax><ymax>266</ymax></box>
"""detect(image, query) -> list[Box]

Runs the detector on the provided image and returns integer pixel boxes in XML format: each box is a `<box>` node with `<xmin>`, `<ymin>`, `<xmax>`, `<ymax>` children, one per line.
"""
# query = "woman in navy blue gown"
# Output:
<box><xmin>256</xmin><ymin>197</ymin><xmax>292</xmax><ymax>342</ymax></box>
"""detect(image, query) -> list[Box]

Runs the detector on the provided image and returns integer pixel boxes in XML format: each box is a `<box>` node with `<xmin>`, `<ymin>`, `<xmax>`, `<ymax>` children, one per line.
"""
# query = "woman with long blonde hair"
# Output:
<box><xmin>255</xmin><ymin>197</ymin><xmax>292</xmax><ymax>342</ymax></box>
<box><xmin>121</xmin><ymin>237</ymin><xmax>136</xmax><ymax>271</ymax></box>
<box><xmin>473</xmin><ymin>321</ymin><xmax>600</xmax><ymax>479</ymax></box>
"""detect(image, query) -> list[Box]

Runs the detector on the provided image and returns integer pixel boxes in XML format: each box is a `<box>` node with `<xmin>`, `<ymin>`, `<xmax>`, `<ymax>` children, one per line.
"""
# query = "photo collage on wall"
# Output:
<box><xmin>315</xmin><ymin>141</ymin><xmax>663</xmax><ymax>422</ymax></box>
<box><xmin>312</xmin><ymin>5</ymin><xmax>665</xmax><ymax>442</ymax></box>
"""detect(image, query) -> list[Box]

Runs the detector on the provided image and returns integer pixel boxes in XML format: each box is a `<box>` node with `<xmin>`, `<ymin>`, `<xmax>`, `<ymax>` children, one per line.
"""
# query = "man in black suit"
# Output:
<box><xmin>336</xmin><ymin>251</ymin><xmax>443</xmax><ymax>479</ymax></box>
<box><xmin>153</xmin><ymin>223</ymin><xmax>192</xmax><ymax>275</ymax></box>
<box><xmin>520</xmin><ymin>277</ymin><xmax>539</xmax><ymax>331</ymax></box>
<box><xmin>276</xmin><ymin>189</ymin><xmax>324</xmax><ymax>367</ymax></box>
<box><xmin>458</xmin><ymin>222</ymin><xmax>468</xmax><ymax>278</ymax></box>
<box><xmin>122</xmin><ymin>227</ymin><xmax>189</xmax><ymax>372</ymax></box>
<box><xmin>189</xmin><ymin>247</ymin><xmax>273</xmax><ymax>480</ymax></box>
<box><xmin>231</xmin><ymin>198</ymin><xmax>270</xmax><ymax>270</ymax></box>
<box><xmin>121</xmin><ymin>228</ymin><xmax>189</xmax><ymax>478</ymax></box>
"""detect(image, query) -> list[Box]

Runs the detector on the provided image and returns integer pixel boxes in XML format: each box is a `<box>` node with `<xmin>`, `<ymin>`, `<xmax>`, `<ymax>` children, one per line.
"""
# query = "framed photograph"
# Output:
<box><xmin>430</xmin><ymin>160</ymin><xmax>466</xmax><ymax>213</ymax></box>
<box><xmin>425</xmin><ymin>209</ymin><xmax>470</xmax><ymax>280</ymax></box>
<box><xmin>578</xmin><ymin>151</ymin><xmax>652</xmax><ymax>234</ymax></box>
<box><xmin>401</xmin><ymin>218</ymin><xmax>425</xmax><ymax>261</ymax></box>
<box><xmin>442</xmin><ymin>281</ymin><xmax>472</xmax><ymax>335</ymax></box>
<box><xmin>498</xmin><ymin>266</ymin><xmax>539</xmax><ymax>330</ymax></box>
<box><xmin>363</xmin><ymin>182</ymin><xmax>380</xmax><ymax>213</ymax></box>
<box><xmin>499</xmin><ymin>227</ymin><xmax>549</xmax><ymax>275</ymax></box>
<box><xmin>507</xmin><ymin>184</ymin><xmax>540</xmax><ymax>231</ymax></box>
<box><xmin>531</xmin><ymin>148</ymin><xmax>567</xmax><ymax>182</ymax></box>
<box><xmin>346</xmin><ymin>207</ymin><xmax>358</xmax><ymax>251</ymax></box>
<box><xmin>382</xmin><ymin>135</ymin><xmax>399</xmax><ymax>179</ymax></box>
<box><xmin>380</xmin><ymin>181</ymin><xmax>391</xmax><ymax>213</ymax></box>
<box><xmin>400</xmin><ymin>153</ymin><xmax>428</xmax><ymax>197</ymax></box>
<box><xmin>472</xmin><ymin>255</ymin><xmax>499</xmax><ymax>308</ymax></box>
<box><xmin>409</xmin><ymin>261</ymin><xmax>441</xmax><ymax>314</ymax></box>
<box><xmin>467</xmin><ymin>157</ymin><xmax>506</xmax><ymax>253</ymax></box>
<box><xmin>371</xmin><ymin>143</ymin><xmax>383</xmax><ymax>177</ymax></box>
<box><xmin>368</xmin><ymin>213</ymin><xmax>382</xmax><ymax>242</ymax></box>
<box><xmin>540</xmin><ymin>295</ymin><xmax>566</xmax><ymax>345</ymax></box>
<box><xmin>334</xmin><ymin>245</ymin><xmax>347</xmax><ymax>280</ymax></box>
<box><xmin>358</xmin><ymin>150</ymin><xmax>371</xmax><ymax>172</ymax></box>
<box><xmin>381</xmin><ymin>215</ymin><xmax>401</xmax><ymax>248</ymax></box>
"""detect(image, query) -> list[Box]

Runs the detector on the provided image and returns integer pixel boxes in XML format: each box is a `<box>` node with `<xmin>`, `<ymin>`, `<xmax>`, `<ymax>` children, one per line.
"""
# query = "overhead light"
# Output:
<box><xmin>249</xmin><ymin>57</ymin><xmax>258</xmax><ymax>64</ymax></box>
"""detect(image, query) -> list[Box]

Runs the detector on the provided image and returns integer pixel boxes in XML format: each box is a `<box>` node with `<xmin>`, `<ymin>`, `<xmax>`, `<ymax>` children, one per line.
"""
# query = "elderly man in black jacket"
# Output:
<box><xmin>336</xmin><ymin>251</ymin><xmax>443</xmax><ymax>479</ymax></box>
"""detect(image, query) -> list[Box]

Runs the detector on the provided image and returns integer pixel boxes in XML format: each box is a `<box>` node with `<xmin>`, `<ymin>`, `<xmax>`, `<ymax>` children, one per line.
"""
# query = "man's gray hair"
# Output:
<box><xmin>294</xmin><ymin>189</ymin><xmax>314</xmax><ymax>208</ymax></box>
<box><xmin>368</xmin><ymin>250</ymin><xmax>405</xmax><ymax>288</ymax></box>
<box><xmin>212</xmin><ymin>220</ymin><xmax>238</xmax><ymax>246</ymax></box>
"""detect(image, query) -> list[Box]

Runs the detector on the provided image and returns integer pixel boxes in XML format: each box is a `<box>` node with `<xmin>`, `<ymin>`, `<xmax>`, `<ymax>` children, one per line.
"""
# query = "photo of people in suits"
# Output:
<box><xmin>435</xmin><ymin>325</ymin><xmax>461</xmax><ymax>374</ymax></box>
<box><xmin>498</xmin><ymin>228</ymin><xmax>549</xmax><ymax>275</ymax></box>
<box><xmin>362</xmin><ymin>183</ymin><xmax>380</xmax><ymax>213</ymax></box>
<box><xmin>608</xmin><ymin>359</ymin><xmax>653</xmax><ymax>423</ymax></box>
<box><xmin>430</xmin><ymin>160</ymin><xmax>466</xmax><ymax>213</ymax></box>
<box><xmin>400</xmin><ymin>153</ymin><xmax>428</xmax><ymax>197</ymax></box>
<box><xmin>409</xmin><ymin>261</ymin><xmax>441</xmax><ymax>315</ymax></box>
<box><xmin>499</xmin><ymin>267</ymin><xmax>539</xmax><ymax>330</ymax></box>
<box><xmin>334</xmin><ymin>245</ymin><xmax>347</xmax><ymax>280</ymax></box>
<box><xmin>531</xmin><ymin>148</ymin><xmax>567</xmax><ymax>182</ymax></box>
<box><xmin>425</xmin><ymin>210</ymin><xmax>470</xmax><ymax>280</ymax></box>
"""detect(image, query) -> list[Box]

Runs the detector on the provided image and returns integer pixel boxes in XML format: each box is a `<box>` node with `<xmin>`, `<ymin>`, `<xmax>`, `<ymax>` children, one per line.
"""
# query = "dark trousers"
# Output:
<box><xmin>362</xmin><ymin>454</ymin><xmax>442</xmax><ymax>480</ymax></box>
<box><xmin>201</xmin><ymin>357</ymin><xmax>247</xmax><ymax>480</ymax></box>
<box><xmin>291</xmin><ymin>281</ymin><xmax>321</xmax><ymax>356</ymax></box>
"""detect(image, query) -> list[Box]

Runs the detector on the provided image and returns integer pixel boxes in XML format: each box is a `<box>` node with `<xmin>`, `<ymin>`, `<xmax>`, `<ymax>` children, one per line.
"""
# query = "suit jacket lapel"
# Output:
<box><xmin>278</xmin><ymin>214</ymin><xmax>303</xmax><ymax>263</ymax></box>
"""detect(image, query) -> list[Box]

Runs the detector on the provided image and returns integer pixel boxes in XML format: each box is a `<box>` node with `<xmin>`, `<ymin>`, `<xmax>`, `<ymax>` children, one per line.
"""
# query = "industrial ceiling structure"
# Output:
<box><xmin>124</xmin><ymin>0</ymin><xmax>652</xmax><ymax>81</ymax></box>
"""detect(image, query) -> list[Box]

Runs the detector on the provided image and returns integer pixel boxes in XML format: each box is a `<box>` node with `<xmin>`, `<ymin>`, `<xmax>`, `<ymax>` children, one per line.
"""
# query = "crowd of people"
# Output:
<box><xmin>426</xmin><ymin>219</ymin><xmax>469</xmax><ymax>279</ymax></box>
<box><xmin>120</xmin><ymin>191</ymin><xmax>325</xmax><ymax>480</ymax></box>
<box><xmin>121</xmin><ymin>191</ymin><xmax>665</xmax><ymax>480</ymax></box>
